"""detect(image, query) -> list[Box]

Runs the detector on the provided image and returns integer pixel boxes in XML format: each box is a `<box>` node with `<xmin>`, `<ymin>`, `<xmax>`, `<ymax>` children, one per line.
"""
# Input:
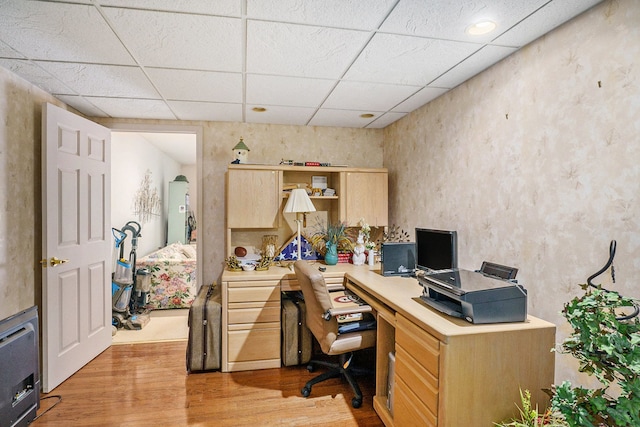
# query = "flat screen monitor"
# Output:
<box><xmin>415</xmin><ymin>228</ymin><xmax>458</xmax><ymax>272</ymax></box>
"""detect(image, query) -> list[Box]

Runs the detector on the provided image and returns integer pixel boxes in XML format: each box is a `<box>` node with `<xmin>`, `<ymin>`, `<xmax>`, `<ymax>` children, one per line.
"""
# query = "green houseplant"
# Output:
<box><xmin>550</xmin><ymin>284</ymin><xmax>640</xmax><ymax>426</ymax></box>
<box><xmin>498</xmin><ymin>241</ymin><xmax>639</xmax><ymax>427</ymax></box>
<box><xmin>308</xmin><ymin>220</ymin><xmax>354</xmax><ymax>265</ymax></box>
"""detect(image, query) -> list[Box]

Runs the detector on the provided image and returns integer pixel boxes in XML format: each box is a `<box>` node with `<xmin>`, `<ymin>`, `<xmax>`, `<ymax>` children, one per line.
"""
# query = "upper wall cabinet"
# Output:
<box><xmin>225</xmin><ymin>164</ymin><xmax>387</xmax><ymax>256</ymax></box>
<box><xmin>340</xmin><ymin>171</ymin><xmax>388</xmax><ymax>227</ymax></box>
<box><xmin>227</xmin><ymin>168</ymin><xmax>281</xmax><ymax>228</ymax></box>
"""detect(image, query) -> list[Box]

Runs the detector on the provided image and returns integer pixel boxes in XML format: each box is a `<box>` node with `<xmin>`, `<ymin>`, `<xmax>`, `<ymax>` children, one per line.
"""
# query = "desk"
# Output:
<box><xmin>221</xmin><ymin>264</ymin><xmax>556</xmax><ymax>426</ymax></box>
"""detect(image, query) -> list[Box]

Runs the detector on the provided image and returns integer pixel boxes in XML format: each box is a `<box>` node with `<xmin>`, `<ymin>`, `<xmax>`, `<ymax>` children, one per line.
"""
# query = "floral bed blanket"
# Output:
<box><xmin>136</xmin><ymin>243</ymin><xmax>197</xmax><ymax>309</ymax></box>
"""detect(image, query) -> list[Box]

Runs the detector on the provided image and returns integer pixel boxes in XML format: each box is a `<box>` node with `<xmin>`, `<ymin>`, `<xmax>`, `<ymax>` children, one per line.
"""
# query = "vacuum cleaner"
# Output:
<box><xmin>111</xmin><ymin>221</ymin><xmax>151</xmax><ymax>331</ymax></box>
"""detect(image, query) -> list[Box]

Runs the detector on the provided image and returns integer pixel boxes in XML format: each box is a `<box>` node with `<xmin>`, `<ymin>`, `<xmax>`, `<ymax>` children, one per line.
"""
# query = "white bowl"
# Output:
<box><xmin>241</xmin><ymin>263</ymin><xmax>256</xmax><ymax>271</ymax></box>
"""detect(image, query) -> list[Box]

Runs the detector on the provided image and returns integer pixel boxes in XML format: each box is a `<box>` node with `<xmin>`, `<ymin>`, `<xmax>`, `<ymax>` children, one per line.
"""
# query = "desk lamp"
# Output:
<box><xmin>283</xmin><ymin>188</ymin><xmax>316</xmax><ymax>260</ymax></box>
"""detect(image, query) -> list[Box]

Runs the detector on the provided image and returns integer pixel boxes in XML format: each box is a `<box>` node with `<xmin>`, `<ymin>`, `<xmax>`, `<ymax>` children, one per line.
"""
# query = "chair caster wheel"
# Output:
<box><xmin>301</xmin><ymin>386</ymin><xmax>311</xmax><ymax>397</ymax></box>
<box><xmin>306</xmin><ymin>364</ymin><xmax>315</xmax><ymax>372</ymax></box>
<box><xmin>352</xmin><ymin>397</ymin><xmax>362</xmax><ymax>408</ymax></box>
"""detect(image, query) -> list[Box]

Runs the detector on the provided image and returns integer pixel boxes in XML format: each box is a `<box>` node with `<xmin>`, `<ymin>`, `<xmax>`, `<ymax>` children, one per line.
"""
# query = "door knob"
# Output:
<box><xmin>40</xmin><ymin>257</ymin><xmax>69</xmax><ymax>268</ymax></box>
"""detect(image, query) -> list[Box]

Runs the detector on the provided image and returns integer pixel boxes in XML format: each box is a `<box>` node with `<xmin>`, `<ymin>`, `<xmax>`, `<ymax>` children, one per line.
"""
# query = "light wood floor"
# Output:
<box><xmin>34</xmin><ymin>341</ymin><xmax>384</xmax><ymax>427</ymax></box>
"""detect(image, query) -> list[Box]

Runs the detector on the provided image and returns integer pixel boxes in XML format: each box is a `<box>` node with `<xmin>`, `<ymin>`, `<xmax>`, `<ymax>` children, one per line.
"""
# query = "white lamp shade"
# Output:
<box><xmin>283</xmin><ymin>188</ymin><xmax>316</xmax><ymax>213</ymax></box>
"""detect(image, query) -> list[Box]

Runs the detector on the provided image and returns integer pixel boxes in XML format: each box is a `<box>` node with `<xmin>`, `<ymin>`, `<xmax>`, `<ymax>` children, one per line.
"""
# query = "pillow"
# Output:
<box><xmin>180</xmin><ymin>244</ymin><xmax>197</xmax><ymax>259</ymax></box>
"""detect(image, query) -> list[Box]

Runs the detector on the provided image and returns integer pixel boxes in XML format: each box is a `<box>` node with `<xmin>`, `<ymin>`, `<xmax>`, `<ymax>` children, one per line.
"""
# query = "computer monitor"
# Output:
<box><xmin>415</xmin><ymin>228</ymin><xmax>458</xmax><ymax>272</ymax></box>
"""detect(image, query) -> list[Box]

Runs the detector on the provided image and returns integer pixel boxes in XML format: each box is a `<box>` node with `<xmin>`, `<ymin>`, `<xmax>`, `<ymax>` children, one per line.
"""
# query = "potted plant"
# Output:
<box><xmin>495</xmin><ymin>389</ymin><xmax>568</xmax><ymax>427</ymax></box>
<box><xmin>308</xmin><ymin>220</ymin><xmax>353</xmax><ymax>265</ymax></box>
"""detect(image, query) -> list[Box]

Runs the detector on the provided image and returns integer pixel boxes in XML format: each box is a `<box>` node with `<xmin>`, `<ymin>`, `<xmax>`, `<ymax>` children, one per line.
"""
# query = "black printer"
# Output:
<box><xmin>416</xmin><ymin>268</ymin><xmax>527</xmax><ymax>324</ymax></box>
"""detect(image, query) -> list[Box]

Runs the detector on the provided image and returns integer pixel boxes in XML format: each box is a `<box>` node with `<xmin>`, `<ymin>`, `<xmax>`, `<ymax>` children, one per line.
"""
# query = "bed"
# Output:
<box><xmin>135</xmin><ymin>243</ymin><xmax>197</xmax><ymax>309</ymax></box>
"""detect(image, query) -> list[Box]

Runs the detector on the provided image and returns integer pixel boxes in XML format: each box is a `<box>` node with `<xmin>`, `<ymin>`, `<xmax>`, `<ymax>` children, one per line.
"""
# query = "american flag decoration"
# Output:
<box><xmin>276</xmin><ymin>234</ymin><xmax>322</xmax><ymax>261</ymax></box>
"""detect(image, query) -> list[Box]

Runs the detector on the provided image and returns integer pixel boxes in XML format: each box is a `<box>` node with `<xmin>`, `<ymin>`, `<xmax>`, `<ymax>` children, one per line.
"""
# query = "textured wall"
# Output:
<box><xmin>384</xmin><ymin>0</ymin><xmax>639</xmax><ymax>386</ymax></box>
<box><xmin>0</xmin><ymin>66</ymin><xmax>71</xmax><ymax>319</ymax></box>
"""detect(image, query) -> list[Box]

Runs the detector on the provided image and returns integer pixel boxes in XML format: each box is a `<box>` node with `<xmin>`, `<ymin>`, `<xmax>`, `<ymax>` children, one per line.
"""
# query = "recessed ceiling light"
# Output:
<box><xmin>466</xmin><ymin>21</ymin><xmax>497</xmax><ymax>35</ymax></box>
<box><xmin>360</xmin><ymin>113</ymin><xmax>375</xmax><ymax>119</ymax></box>
<box><xmin>252</xmin><ymin>107</ymin><xmax>267</xmax><ymax>112</ymax></box>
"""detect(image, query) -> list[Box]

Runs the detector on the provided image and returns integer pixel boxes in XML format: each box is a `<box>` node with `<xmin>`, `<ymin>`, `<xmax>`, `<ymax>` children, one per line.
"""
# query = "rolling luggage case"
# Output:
<box><xmin>281</xmin><ymin>292</ymin><xmax>313</xmax><ymax>366</ymax></box>
<box><xmin>186</xmin><ymin>283</ymin><xmax>221</xmax><ymax>372</ymax></box>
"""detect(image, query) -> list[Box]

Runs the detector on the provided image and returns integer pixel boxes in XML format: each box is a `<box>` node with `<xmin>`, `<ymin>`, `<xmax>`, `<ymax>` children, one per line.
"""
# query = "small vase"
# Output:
<box><xmin>324</xmin><ymin>241</ymin><xmax>338</xmax><ymax>265</ymax></box>
<box><xmin>368</xmin><ymin>250</ymin><xmax>376</xmax><ymax>267</ymax></box>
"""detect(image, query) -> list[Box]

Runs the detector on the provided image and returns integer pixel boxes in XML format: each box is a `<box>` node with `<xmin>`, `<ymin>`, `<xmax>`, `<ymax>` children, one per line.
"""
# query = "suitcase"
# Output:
<box><xmin>281</xmin><ymin>292</ymin><xmax>313</xmax><ymax>366</ymax></box>
<box><xmin>186</xmin><ymin>283</ymin><xmax>221</xmax><ymax>372</ymax></box>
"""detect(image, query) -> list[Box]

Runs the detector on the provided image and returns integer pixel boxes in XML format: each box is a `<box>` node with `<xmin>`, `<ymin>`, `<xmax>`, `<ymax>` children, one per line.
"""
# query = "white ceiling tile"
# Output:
<box><xmin>344</xmin><ymin>33</ymin><xmax>482</xmax><ymax>86</ymax></box>
<box><xmin>366</xmin><ymin>112</ymin><xmax>407</xmax><ymax>128</ymax></box>
<box><xmin>430</xmin><ymin>45</ymin><xmax>518</xmax><ymax>89</ymax></box>
<box><xmin>147</xmin><ymin>68</ymin><xmax>242</xmax><ymax>103</ymax></box>
<box><xmin>0</xmin><ymin>59</ymin><xmax>73</xmax><ymax>94</ymax></box>
<box><xmin>380</xmin><ymin>0</ymin><xmax>548</xmax><ymax>45</ymax></box>
<box><xmin>0</xmin><ymin>0</ymin><xmax>602</xmax><ymax>128</ymax></box>
<box><xmin>247</xmin><ymin>0</ymin><xmax>395</xmax><ymax>29</ymax></box>
<box><xmin>35</xmin><ymin>62</ymin><xmax>160</xmax><ymax>98</ymax></box>
<box><xmin>246</xmin><ymin>75</ymin><xmax>336</xmax><ymax>108</ymax></box>
<box><xmin>0</xmin><ymin>1</ymin><xmax>135</xmax><ymax>64</ymax></box>
<box><xmin>103</xmin><ymin>8</ymin><xmax>242</xmax><ymax>71</ymax></box>
<box><xmin>55</xmin><ymin>95</ymin><xmax>109</xmax><ymax>117</ymax></box>
<box><xmin>247</xmin><ymin>21</ymin><xmax>370</xmax><ymax>78</ymax></box>
<box><xmin>392</xmin><ymin>87</ymin><xmax>449</xmax><ymax>113</ymax></box>
<box><xmin>492</xmin><ymin>0</ymin><xmax>604</xmax><ymax>47</ymax></box>
<box><xmin>323</xmin><ymin>81</ymin><xmax>420</xmax><ymax>111</ymax></box>
<box><xmin>99</xmin><ymin>0</ymin><xmax>242</xmax><ymax>16</ymax></box>
<box><xmin>168</xmin><ymin>100</ymin><xmax>243</xmax><ymax>122</ymax></box>
<box><xmin>0</xmin><ymin>40</ymin><xmax>24</xmax><ymax>58</ymax></box>
<box><xmin>88</xmin><ymin>97</ymin><xmax>176</xmax><ymax>120</ymax></box>
<box><xmin>308</xmin><ymin>109</ymin><xmax>374</xmax><ymax>128</ymax></box>
<box><xmin>246</xmin><ymin>105</ymin><xmax>316</xmax><ymax>126</ymax></box>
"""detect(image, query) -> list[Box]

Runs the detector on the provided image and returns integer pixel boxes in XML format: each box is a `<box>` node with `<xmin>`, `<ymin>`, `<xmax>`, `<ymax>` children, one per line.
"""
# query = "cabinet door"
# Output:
<box><xmin>227</xmin><ymin>169</ymin><xmax>280</xmax><ymax>228</ymax></box>
<box><xmin>342</xmin><ymin>172</ymin><xmax>388</xmax><ymax>226</ymax></box>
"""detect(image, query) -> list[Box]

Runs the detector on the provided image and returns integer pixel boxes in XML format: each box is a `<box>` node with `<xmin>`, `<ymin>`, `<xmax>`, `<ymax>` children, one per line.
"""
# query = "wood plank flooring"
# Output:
<box><xmin>33</xmin><ymin>341</ymin><xmax>384</xmax><ymax>427</ymax></box>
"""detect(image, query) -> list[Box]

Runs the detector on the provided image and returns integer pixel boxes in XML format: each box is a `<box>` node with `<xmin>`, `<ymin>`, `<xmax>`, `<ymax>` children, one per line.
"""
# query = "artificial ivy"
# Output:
<box><xmin>551</xmin><ymin>284</ymin><xmax>640</xmax><ymax>426</ymax></box>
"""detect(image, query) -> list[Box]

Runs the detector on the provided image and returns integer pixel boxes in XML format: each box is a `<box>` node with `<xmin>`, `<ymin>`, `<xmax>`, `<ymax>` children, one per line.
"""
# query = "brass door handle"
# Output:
<box><xmin>40</xmin><ymin>257</ymin><xmax>69</xmax><ymax>268</ymax></box>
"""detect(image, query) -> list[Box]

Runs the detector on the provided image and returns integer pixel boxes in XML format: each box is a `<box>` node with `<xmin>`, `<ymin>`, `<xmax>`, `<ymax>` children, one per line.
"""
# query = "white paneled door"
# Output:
<box><xmin>41</xmin><ymin>103</ymin><xmax>112</xmax><ymax>392</ymax></box>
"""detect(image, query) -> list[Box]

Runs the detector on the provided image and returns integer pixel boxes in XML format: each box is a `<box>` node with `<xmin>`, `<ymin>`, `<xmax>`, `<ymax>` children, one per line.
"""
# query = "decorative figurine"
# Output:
<box><xmin>352</xmin><ymin>233</ymin><xmax>366</xmax><ymax>266</ymax></box>
<box><xmin>232</xmin><ymin>137</ymin><xmax>250</xmax><ymax>164</ymax></box>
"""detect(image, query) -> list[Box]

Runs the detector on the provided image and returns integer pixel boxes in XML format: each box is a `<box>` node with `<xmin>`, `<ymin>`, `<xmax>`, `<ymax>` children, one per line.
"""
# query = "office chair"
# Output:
<box><xmin>293</xmin><ymin>261</ymin><xmax>377</xmax><ymax>408</ymax></box>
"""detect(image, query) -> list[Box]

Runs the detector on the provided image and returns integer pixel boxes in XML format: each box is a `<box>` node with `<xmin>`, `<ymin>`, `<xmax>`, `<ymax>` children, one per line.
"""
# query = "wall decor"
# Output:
<box><xmin>132</xmin><ymin>169</ymin><xmax>162</xmax><ymax>224</ymax></box>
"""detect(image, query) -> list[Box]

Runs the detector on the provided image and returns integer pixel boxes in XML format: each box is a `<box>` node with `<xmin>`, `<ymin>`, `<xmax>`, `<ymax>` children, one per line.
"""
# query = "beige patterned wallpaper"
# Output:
<box><xmin>384</xmin><ymin>0</ymin><xmax>639</xmax><ymax>386</ymax></box>
<box><xmin>0</xmin><ymin>66</ymin><xmax>71</xmax><ymax>320</ymax></box>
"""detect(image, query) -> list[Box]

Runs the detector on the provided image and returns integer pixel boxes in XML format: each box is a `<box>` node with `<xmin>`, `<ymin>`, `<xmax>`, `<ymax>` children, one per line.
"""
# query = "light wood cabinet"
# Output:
<box><xmin>225</xmin><ymin>164</ymin><xmax>388</xmax><ymax>257</ymax></box>
<box><xmin>226</xmin><ymin>168</ymin><xmax>280</xmax><ymax>228</ymax></box>
<box><xmin>341</xmin><ymin>171</ymin><xmax>388</xmax><ymax>226</ymax></box>
<box><xmin>222</xmin><ymin>279</ymin><xmax>281</xmax><ymax>372</ymax></box>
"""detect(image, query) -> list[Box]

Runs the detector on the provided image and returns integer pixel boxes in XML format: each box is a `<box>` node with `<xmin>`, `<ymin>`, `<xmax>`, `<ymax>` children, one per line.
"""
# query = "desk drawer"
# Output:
<box><xmin>395</xmin><ymin>345</ymin><xmax>439</xmax><ymax>416</ymax></box>
<box><xmin>394</xmin><ymin>376</ymin><xmax>437</xmax><ymax>427</ymax></box>
<box><xmin>280</xmin><ymin>276</ymin><xmax>344</xmax><ymax>292</ymax></box>
<box><xmin>228</xmin><ymin>301</ymin><xmax>281</xmax><ymax>324</ymax></box>
<box><xmin>227</xmin><ymin>325</ymin><xmax>280</xmax><ymax>362</ymax></box>
<box><xmin>396</xmin><ymin>314</ymin><xmax>440</xmax><ymax>378</ymax></box>
<box><xmin>228</xmin><ymin>286</ymin><xmax>280</xmax><ymax>303</ymax></box>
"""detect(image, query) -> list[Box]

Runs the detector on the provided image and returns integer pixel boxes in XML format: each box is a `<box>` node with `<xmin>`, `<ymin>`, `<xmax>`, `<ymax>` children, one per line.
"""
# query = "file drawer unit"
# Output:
<box><xmin>394</xmin><ymin>314</ymin><xmax>440</xmax><ymax>426</ymax></box>
<box><xmin>222</xmin><ymin>279</ymin><xmax>281</xmax><ymax>372</ymax></box>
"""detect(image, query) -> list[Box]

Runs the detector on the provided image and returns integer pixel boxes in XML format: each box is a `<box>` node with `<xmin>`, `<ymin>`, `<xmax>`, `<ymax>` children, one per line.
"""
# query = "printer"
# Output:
<box><xmin>415</xmin><ymin>268</ymin><xmax>527</xmax><ymax>324</ymax></box>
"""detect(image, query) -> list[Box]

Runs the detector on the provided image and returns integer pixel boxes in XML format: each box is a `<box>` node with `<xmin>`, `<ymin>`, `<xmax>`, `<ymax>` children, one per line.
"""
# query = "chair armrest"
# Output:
<box><xmin>323</xmin><ymin>304</ymin><xmax>372</xmax><ymax>320</ymax></box>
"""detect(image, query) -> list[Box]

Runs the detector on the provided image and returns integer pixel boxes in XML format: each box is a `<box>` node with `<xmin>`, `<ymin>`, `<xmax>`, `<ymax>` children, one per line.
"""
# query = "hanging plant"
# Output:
<box><xmin>550</xmin><ymin>241</ymin><xmax>640</xmax><ymax>427</ymax></box>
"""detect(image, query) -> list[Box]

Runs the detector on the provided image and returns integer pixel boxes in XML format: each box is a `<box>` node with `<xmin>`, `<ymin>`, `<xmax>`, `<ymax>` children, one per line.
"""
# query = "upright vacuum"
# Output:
<box><xmin>111</xmin><ymin>221</ymin><xmax>151</xmax><ymax>331</ymax></box>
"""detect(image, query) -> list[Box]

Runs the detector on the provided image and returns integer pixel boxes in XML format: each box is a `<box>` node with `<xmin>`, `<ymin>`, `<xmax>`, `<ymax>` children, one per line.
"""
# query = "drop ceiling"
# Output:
<box><xmin>0</xmin><ymin>0</ymin><xmax>602</xmax><ymax>128</ymax></box>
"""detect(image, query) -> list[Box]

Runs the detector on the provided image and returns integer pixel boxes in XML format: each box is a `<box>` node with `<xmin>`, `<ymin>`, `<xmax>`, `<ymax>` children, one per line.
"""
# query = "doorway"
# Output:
<box><xmin>108</xmin><ymin>124</ymin><xmax>202</xmax><ymax>343</ymax></box>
